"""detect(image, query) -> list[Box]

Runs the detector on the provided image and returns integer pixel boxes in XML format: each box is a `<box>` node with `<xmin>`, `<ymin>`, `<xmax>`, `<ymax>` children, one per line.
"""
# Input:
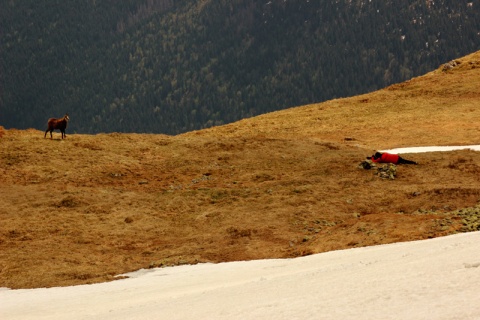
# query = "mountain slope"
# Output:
<box><xmin>0</xmin><ymin>51</ymin><xmax>480</xmax><ymax>289</ymax></box>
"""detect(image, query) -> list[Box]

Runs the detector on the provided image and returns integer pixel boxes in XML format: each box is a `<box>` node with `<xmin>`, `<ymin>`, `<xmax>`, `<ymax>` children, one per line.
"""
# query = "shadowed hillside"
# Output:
<box><xmin>1</xmin><ymin>51</ymin><xmax>480</xmax><ymax>289</ymax></box>
<box><xmin>1</xmin><ymin>0</ymin><xmax>479</xmax><ymax>134</ymax></box>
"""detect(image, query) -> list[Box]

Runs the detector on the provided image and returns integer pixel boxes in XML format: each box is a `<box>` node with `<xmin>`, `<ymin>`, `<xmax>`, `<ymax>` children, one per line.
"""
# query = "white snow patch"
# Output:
<box><xmin>1</xmin><ymin>232</ymin><xmax>480</xmax><ymax>319</ymax></box>
<box><xmin>381</xmin><ymin>145</ymin><xmax>480</xmax><ymax>154</ymax></box>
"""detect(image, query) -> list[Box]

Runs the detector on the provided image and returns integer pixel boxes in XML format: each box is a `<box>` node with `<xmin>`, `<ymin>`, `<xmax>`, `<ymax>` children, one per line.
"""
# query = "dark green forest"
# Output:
<box><xmin>1</xmin><ymin>0</ymin><xmax>479</xmax><ymax>134</ymax></box>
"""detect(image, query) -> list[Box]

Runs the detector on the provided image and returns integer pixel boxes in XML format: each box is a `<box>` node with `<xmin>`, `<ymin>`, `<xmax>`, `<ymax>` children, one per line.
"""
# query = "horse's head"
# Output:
<box><xmin>64</xmin><ymin>113</ymin><xmax>70</xmax><ymax>122</ymax></box>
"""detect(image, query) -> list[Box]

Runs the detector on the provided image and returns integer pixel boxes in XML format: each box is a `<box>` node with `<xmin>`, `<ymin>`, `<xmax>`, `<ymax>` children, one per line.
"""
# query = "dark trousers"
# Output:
<box><xmin>398</xmin><ymin>157</ymin><xmax>417</xmax><ymax>165</ymax></box>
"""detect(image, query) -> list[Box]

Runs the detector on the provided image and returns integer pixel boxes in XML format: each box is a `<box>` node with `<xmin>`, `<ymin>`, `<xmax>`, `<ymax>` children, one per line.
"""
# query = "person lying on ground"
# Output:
<box><xmin>367</xmin><ymin>152</ymin><xmax>417</xmax><ymax>165</ymax></box>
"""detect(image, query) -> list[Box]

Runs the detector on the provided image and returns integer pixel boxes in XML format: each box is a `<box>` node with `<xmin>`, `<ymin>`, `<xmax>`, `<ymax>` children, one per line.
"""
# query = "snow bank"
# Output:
<box><xmin>2</xmin><ymin>232</ymin><xmax>480</xmax><ymax>320</ymax></box>
<box><xmin>381</xmin><ymin>145</ymin><xmax>480</xmax><ymax>154</ymax></box>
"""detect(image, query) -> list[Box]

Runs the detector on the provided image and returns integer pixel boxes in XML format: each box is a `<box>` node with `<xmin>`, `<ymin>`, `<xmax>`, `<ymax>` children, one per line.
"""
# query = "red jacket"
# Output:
<box><xmin>371</xmin><ymin>152</ymin><xmax>399</xmax><ymax>164</ymax></box>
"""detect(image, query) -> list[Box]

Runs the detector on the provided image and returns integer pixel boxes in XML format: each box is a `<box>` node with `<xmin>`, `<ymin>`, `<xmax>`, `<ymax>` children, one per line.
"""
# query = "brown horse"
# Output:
<box><xmin>44</xmin><ymin>113</ymin><xmax>70</xmax><ymax>139</ymax></box>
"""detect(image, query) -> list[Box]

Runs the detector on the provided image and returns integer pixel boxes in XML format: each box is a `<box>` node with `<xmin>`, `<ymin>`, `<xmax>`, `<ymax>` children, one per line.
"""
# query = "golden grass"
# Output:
<box><xmin>1</xmin><ymin>51</ymin><xmax>480</xmax><ymax>289</ymax></box>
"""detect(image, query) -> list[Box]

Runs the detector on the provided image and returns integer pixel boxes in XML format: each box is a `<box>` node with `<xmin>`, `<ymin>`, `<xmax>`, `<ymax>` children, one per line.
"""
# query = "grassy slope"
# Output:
<box><xmin>1</xmin><ymin>52</ymin><xmax>480</xmax><ymax>289</ymax></box>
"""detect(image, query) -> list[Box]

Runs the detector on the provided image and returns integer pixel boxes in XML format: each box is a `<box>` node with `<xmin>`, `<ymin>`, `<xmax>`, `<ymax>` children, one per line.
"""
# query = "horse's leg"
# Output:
<box><xmin>50</xmin><ymin>130</ymin><xmax>53</xmax><ymax>139</ymax></box>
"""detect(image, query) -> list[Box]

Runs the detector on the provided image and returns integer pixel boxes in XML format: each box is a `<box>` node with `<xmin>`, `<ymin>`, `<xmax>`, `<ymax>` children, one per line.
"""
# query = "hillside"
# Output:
<box><xmin>1</xmin><ymin>0</ymin><xmax>479</xmax><ymax>134</ymax></box>
<box><xmin>1</xmin><ymin>51</ymin><xmax>480</xmax><ymax>289</ymax></box>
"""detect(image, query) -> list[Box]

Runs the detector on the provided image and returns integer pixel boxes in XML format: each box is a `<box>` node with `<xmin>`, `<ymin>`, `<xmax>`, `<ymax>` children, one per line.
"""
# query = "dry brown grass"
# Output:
<box><xmin>1</xmin><ymin>51</ymin><xmax>480</xmax><ymax>289</ymax></box>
